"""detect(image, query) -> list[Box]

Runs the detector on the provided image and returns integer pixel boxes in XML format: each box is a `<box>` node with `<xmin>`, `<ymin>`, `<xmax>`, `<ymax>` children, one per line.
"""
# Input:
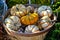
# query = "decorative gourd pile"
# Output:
<box><xmin>4</xmin><ymin>4</ymin><xmax>54</xmax><ymax>33</ymax></box>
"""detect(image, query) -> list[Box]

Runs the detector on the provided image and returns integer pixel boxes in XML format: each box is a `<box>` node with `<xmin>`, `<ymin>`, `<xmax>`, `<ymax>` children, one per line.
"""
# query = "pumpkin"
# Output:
<box><xmin>21</xmin><ymin>13</ymin><xmax>38</xmax><ymax>25</ymax></box>
<box><xmin>39</xmin><ymin>16</ymin><xmax>52</xmax><ymax>29</ymax></box>
<box><xmin>38</xmin><ymin>6</ymin><xmax>52</xmax><ymax>17</ymax></box>
<box><xmin>11</xmin><ymin>4</ymin><xmax>27</xmax><ymax>17</ymax></box>
<box><xmin>27</xmin><ymin>6</ymin><xmax>34</xmax><ymax>13</ymax></box>
<box><xmin>41</xmin><ymin>16</ymin><xmax>51</xmax><ymax>20</ymax></box>
<box><xmin>25</xmin><ymin>25</ymin><xmax>39</xmax><ymax>33</ymax></box>
<box><xmin>40</xmin><ymin>11</ymin><xmax>52</xmax><ymax>17</ymax></box>
<box><xmin>5</xmin><ymin>18</ymin><xmax>13</xmax><ymax>24</ymax></box>
<box><xmin>5</xmin><ymin>16</ymin><xmax>21</xmax><ymax>31</ymax></box>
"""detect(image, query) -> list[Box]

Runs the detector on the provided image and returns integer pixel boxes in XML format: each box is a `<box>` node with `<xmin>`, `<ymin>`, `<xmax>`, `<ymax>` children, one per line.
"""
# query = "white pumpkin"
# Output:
<box><xmin>9</xmin><ymin>16</ymin><xmax>20</xmax><ymax>23</ymax></box>
<box><xmin>5</xmin><ymin>16</ymin><xmax>21</xmax><ymax>31</ymax></box>
<box><xmin>25</xmin><ymin>25</ymin><xmax>39</xmax><ymax>33</ymax></box>
<box><xmin>38</xmin><ymin>6</ymin><xmax>52</xmax><ymax>17</ymax></box>
<box><xmin>27</xmin><ymin>6</ymin><xmax>34</xmax><ymax>13</ymax></box>
<box><xmin>11</xmin><ymin>4</ymin><xmax>27</xmax><ymax>17</ymax></box>
<box><xmin>40</xmin><ymin>16</ymin><xmax>52</xmax><ymax>28</ymax></box>
<box><xmin>6</xmin><ymin>23</ymin><xmax>21</xmax><ymax>31</ymax></box>
<box><xmin>40</xmin><ymin>11</ymin><xmax>52</xmax><ymax>17</ymax></box>
<box><xmin>5</xmin><ymin>18</ymin><xmax>13</xmax><ymax>24</ymax></box>
<box><xmin>41</xmin><ymin>16</ymin><xmax>51</xmax><ymax>20</ymax></box>
<box><xmin>41</xmin><ymin>22</ymin><xmax>49</xmax><ymax>28</ymax></box>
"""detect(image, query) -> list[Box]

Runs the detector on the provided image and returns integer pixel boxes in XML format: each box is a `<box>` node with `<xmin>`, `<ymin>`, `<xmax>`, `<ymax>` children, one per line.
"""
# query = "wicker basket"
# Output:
<box><xmin>3</xmin><ymin>4</ymin><xmax>57</xmax><ymax>40</ymax></box>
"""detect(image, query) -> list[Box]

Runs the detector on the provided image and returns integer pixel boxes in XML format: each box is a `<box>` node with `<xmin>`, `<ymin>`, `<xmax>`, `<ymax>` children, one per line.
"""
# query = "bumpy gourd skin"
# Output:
<box><xmin>21</xmin><ymin>13</ymin><xmax>38</xmax><ymax>25</ymax></box>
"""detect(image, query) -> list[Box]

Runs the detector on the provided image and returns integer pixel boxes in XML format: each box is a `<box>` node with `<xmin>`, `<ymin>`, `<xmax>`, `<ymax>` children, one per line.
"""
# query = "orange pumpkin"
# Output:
<box><xmin>21</xmin><ymin>13</ymin><xmax>38</xmax><ymax>25</ymax></box>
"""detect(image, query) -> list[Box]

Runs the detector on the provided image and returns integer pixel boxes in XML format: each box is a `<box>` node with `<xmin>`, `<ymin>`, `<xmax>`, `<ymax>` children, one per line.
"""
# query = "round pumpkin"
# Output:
<box><xmin>38</xmin><ymin>16</ymin><xmax>52</xmax><ymax>29</ymax></box>
<box><xmin>27</xmin><ymin>6</ymin><xmax>34</xmax><ymax>13</ymax></box>
<box><xmin>11</xmin><ymin>4</ymin><xmax>27</xmax><ymax>17</ymax></box>
<box><xmin>5</xmin><ymin>16</ymin><xmax>21</xmax><ymax>31</ymax></box>
<box><xmin>25</xmin><ymin>25</ymin><xmax>39</xmax><ymax>33</ymax></box>
<box><xmin>40</xmin><ymin>11</ymin><xmax>52</xmax><ymax>17</ymax></box>
<box><xmin>5</xmin><ymin>18</ymin><xmax>13</xmax><ymax>24</ymax></box>
<box><xmin>21</xmin><ymin>13</ymin><xmax>38</xmax><ymax>25</ymax></box>
<box><xmin>38</xmin><ymin>6</ymin><xmax>52</xmax><ymax>17</ymax></box>
<box><xmin>41</xmin><ymin>16</ymin><xmax>51</xmax><ymax>20</ymax></box>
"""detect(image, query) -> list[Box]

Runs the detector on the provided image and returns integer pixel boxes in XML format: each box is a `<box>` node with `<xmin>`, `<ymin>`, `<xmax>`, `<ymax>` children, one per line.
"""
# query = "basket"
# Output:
<box><xmin>3</xmin><ymin>4</ymin><xmax>57</xmax><ymax>40</ymax></box>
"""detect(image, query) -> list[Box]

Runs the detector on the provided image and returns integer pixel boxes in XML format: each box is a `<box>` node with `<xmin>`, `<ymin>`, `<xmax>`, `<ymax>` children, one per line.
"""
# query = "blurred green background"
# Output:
<box><xmin>6</xmin><ymin>0</ymin><xmax>60</xmax><ymax>40</ymax></box>
<box><xmin>6</xmin><ymin>0</ymin><xmax>56</xmax><ymax>8</ymax></box>
<box><xmin>6</xmin><ymin>0</ymin><xmax>60</xmax><ymax>13</ymax></box>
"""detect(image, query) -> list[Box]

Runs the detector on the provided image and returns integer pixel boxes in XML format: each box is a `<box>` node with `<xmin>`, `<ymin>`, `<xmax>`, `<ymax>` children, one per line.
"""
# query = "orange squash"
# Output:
<box><xmin>21</xmin><ymin>13</ymin><xmax>38</xmax><ymax>25</ymax></box>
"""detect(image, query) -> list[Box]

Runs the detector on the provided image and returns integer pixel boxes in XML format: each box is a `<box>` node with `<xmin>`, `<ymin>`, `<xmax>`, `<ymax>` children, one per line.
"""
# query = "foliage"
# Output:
<box><xmin>7</xmin><ymin>0</ymin><xmax>60</xmax><ymax>8</ymax></box>
<box><xmin>44</xmin><ymin>23</ymin><xmax>60</xmax><ymax>40</ymax></box>
<box><xmin>31</xmin><ymin>0</ymin><xmax>51</xmax><ymax>5</ymax></box>
<box><xmin>50</xmin><ymin>2</ymin><xmax>60</xmax><ymax>22</ymax></box>
<box><xmin>51</xmin><ymin>2</ymin><xmax>60</xmax><ymax>12</ymax></box>
<box><xmin>7</xmin><ymin>0</ymin><xmax>28</xmax><ymax>8</ymax></box>
<box><xmin>7</xmin><ymin>0</ymin><xmax>52</xmax><ymax>8</ymax></box>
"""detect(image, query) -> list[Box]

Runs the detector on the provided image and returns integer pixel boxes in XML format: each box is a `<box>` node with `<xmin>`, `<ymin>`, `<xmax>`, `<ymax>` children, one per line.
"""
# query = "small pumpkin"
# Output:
<box><xmin>38</xmin><ymin>6</ymin><xmax>52</xmax><ymax>17</ymax></box>
<box><xmin>5</xmin><ymin>16</ymin><xmax>21</xmax><ymax>31</ymax></box>
<box><xmin>25</xmin><ymin>25</ymin><xmax>39</xmax><ymax>33</ymax></box>
<box><xmin>39</xmin><ymin>16</ymin><xmax>51</xmax><ymax>29</ymax></box>
<box><xmin>11</xmin><ymin>4</ymin><xmax>27</xmax><ymax>17</ymax></box>
<box><xmin>21</xmin><ymin>13</ymin><xmax>38</xmax><ymax>25</ymax></box>
<box><xmin>41</xmin><ymin>16</ymin><xmax>51</xmax><ymax>20</ymax></box>
<box><xmin>5</xmin><ymin>18</ymin><xmax>13</xmax><ymax>24</ymax></box>
<box><xmin>40</xmin><ymin>11</ymin><xmax>52</xmax><ymax>17</ymax></box>
<box><xmin>27</xmin><ymin>6</ymin><xmax>34</xmax><ymax>13</ymax></box>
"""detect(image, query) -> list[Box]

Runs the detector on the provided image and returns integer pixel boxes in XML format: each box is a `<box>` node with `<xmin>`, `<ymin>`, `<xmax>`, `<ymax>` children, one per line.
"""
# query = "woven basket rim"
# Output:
<box><xmin>3</xmin><ymin>22</ymin><xmax>55</xmax><ymax>37</ymax></box>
